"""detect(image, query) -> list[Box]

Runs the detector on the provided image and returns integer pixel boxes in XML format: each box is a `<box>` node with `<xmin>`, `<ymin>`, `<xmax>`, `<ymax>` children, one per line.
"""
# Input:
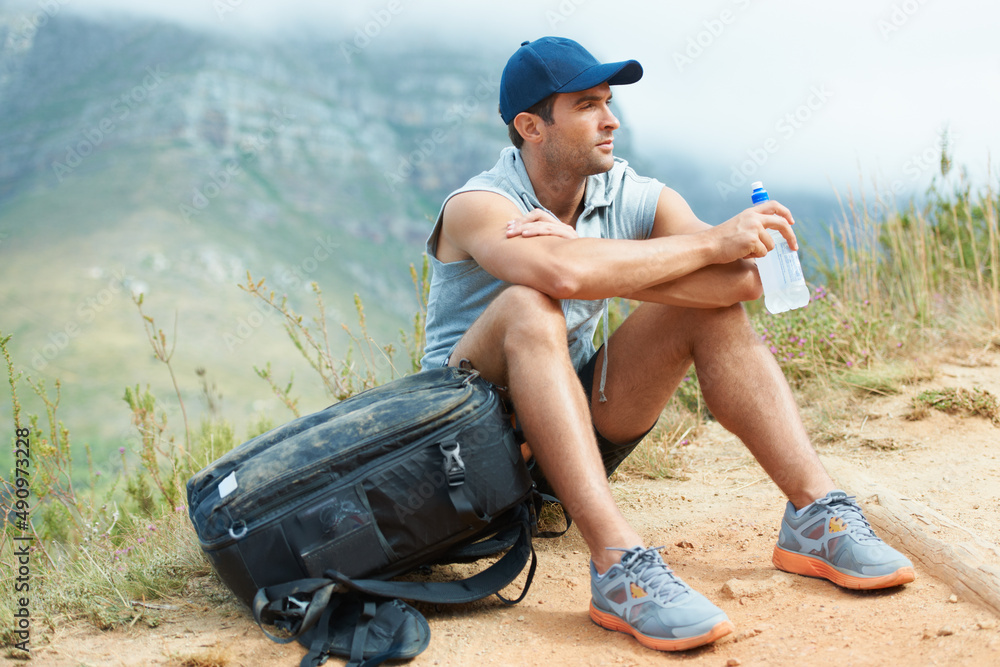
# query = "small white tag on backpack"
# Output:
<box><xmin>219</xmin><ymin>472</ymin><xmax>238</xmax><ymax>499</ymax></box>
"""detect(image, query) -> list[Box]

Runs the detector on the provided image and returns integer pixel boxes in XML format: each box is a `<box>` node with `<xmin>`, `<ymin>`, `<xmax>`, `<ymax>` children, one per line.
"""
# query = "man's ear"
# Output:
<box><xmin>514</xmin><ymin>112</ymin><xmax>544</xmax><ymax>145</ymax></box>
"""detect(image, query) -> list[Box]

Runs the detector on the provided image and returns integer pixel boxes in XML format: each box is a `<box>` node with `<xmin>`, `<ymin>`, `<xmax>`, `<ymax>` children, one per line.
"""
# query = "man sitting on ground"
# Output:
<box><xmin>420</xmin><ymin>36</ymin><xmax>914</xmax><ymax>651</ymax></box>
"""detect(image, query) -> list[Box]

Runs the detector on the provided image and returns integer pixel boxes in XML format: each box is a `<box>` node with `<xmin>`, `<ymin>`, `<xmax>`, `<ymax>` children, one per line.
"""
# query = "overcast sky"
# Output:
<box><xmin>32</xmin><ymin>0</ymin><xmax>1000</xmax><ymax>200</ymax></box>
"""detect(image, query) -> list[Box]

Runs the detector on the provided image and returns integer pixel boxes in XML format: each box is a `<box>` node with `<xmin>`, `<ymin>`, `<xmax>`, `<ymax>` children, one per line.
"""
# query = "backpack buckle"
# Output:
<box><xmin>440</xmin><ymin>440</ymin><xmax>465</xmax><ymax>487</ymax></box>
<box><xmin>284</xmin><ymin>595</ymin><xmax>309</xmax><ymax>616</ymax></box>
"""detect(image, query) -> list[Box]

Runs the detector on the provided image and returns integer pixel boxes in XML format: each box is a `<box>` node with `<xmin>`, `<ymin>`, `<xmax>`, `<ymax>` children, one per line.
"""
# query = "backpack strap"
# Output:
<box><xmin>327</xmin><ymin>505</ymin><xmax>536</xmax><ymax>606</ymax></box>
<box><xmin>439</xmin><ymin>437</ymin><xmax>491</xmax><ymax>530</ymax></box>
<box><xmin>252</xmin><ymin>504</ymin><xmax>536</xmax><ymax>647</ymax></box>
<box><xmin>298</xmin><ymin>595</ymin><xmax>431</xmax><ymax>667</ymax></box>
<box><xmin>440</xmin><ymin>519</ymin><xmax>522</xmax><ymax>563</ymax></box>
<box><xmin>252</xmin><ymin>577</ymin><xmax>339</xmax><ymax>644</ymax></box>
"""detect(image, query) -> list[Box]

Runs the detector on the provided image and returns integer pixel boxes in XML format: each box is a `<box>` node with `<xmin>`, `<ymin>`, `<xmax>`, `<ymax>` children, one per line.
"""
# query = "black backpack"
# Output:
<box><xmin>187</xmin><ymin>367</ymin><xmax>561</xmax><ymax>666</ymax></box>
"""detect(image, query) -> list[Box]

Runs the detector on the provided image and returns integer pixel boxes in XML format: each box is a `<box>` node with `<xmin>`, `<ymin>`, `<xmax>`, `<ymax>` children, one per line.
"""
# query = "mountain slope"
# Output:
<box><xmin>0</xmin><ymin>11</ymin><xmax>519</xmax><ymax>463</ymax></box>
<box><xmin>0</xmin><ymin>10</ymin><xmax>842</xmax><ymax>474</ymax></box>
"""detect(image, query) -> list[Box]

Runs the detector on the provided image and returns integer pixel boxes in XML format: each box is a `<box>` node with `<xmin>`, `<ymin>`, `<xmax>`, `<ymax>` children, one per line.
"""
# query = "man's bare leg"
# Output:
<box><xmin>447</xmin><ymin>285</ymin><xmax>642</xmax><ymax>572</ymax></box>
<box><xmin>590</xmin><ymin>302</ymin><xmax>834</xmax><ymax>509</ymax></box>
<box><xmin>591</xmin><ymin>301</ymin><xmax>917</xmax><ymax>590</ymax></box>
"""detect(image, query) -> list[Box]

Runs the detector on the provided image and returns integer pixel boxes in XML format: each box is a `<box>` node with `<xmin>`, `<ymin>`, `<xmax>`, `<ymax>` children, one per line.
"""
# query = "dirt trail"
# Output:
<box><xmin>15</xmin><ymin>350</ymin><xmax>1000</xmax><ymax>667</ymax></box>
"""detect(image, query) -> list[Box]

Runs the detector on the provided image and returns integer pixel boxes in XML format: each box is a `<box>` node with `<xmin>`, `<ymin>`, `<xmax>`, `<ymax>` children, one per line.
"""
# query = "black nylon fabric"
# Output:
<box><xmin>186</xmin><ymin>367</ymin><xmax>538</xmax><ymax>664</ymax></box>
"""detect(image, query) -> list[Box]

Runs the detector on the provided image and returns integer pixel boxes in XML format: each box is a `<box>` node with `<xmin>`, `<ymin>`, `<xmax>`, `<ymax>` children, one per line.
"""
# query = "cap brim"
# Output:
<box><xmin>555</xmin><ymin>59</ymin><xmax>643</xmax><ymax>94</ymax></box>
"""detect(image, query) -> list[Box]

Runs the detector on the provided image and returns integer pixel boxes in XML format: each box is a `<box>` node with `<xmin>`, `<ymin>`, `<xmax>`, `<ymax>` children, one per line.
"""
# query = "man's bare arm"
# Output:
<box><xmin>500</xmin><ymin>191</ymin><xmax>755</xmax><ymax>308</ymax></box>
<box><xmin>443</xmin><ymin>188</ymin><xmax>797</xmax><ymax>303</ymax></box>
<box><xmin>619</xmin><ymin>187</ymin><xmax>800</xmax><ymax>308</ymax></box>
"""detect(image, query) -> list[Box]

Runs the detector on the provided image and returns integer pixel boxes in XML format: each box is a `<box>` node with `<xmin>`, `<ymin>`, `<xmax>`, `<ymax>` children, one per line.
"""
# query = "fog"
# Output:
<box><xmin>13</xmin><ymin>0</ymin><xmax>1000</xmax><ymax>197</ymax></box>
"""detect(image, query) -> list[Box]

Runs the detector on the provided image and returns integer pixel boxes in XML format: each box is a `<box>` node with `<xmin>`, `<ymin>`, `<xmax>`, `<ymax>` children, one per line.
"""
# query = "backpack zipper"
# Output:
<box><xmin>202</xmin><ymin>379</ymin><xmax>492</xmax><ymax>547</ymax></box>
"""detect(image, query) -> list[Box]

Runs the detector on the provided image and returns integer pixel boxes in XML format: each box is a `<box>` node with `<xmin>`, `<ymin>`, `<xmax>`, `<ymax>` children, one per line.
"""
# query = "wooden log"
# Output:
<box><xmin>823</xmin><ymin>455</ymin><xmax>1000</xmax><ymax>617</ymax></box>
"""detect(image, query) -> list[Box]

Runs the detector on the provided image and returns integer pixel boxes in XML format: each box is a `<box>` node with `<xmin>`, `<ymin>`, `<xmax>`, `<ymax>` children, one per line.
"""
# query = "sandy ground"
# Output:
<box><xmin>11</xmin><ymin>348</ymin><xmax>1000</xmax><ymax>667</ymax></box>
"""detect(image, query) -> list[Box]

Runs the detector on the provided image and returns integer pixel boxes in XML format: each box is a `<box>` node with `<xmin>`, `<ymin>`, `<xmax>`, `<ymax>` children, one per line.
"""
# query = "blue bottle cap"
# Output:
<box><xmin>751</xmin><ymin>182</ymin><xmax>769</xmax><ymax>205</ymax></box>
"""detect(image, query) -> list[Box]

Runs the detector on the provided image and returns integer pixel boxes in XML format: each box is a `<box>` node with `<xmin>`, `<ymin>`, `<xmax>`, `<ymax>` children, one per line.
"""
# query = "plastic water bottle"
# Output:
<box><xmin>751</xmin><ymin>181</ymin><xmax>809</xmax><ymax>314</ymax></box>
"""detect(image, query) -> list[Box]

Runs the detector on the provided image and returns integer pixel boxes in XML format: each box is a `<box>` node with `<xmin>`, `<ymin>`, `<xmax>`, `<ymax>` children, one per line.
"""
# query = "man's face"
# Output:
<box><xmin>540</xmin><ymin>82</ymin><xmax>620</xmax><ymax>176</ymax></box>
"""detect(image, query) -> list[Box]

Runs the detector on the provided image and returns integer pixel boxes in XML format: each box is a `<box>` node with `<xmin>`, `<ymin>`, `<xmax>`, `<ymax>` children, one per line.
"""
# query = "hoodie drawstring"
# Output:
<box><xmin>598</xmin><ymin>299</ymin><xmax>609</xmax><ymax>403</ymax></box>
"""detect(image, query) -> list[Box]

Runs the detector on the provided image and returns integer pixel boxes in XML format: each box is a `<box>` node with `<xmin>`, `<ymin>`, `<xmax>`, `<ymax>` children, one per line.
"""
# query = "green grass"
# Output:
<box><xmin>0</xmin><ymin>271</ymin><xmax>426</xmax><ymax>651</ymax></box>
<box><xmin>1</xmin><ymin>506</ymin><xmax>210</xmax><ymax>643</ymax></box>
<box><xmin>0</xmin><ymin>142</ymin><xmax>421</xmax><ymax>479</ymax></box>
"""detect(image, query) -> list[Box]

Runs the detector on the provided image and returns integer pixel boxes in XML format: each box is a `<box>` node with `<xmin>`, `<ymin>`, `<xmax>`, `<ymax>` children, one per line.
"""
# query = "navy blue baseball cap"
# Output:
<box><xmin>499</xmin><ymin>37</ymin><xmax>643</xmax><ymax>124</ymax></box>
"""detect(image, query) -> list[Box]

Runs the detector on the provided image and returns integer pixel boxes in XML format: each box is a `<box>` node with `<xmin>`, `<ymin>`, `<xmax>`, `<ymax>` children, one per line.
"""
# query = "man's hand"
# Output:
<box><xmin>506</xmin><ymin>209</ymin><xmax>579</xmax><ymax>239</ymax></box>
<box><xmin>708</xmin><ymin>199</ymin><xmax>798</xmax><ymax>264</ymax></box>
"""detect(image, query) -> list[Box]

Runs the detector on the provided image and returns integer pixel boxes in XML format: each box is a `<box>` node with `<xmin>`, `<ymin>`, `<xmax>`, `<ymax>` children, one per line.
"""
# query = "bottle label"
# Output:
<box><xmin>774</xmin><ymin>236</ymin><xmax>804</xmax><ymax>283</ymax></box>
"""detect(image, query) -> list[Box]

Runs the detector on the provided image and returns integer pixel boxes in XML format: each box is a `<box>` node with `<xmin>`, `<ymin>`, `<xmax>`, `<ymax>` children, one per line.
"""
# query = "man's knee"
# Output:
<box><xmin>694</xmin><ymin>302</ymin><xmax>758</xmax><ymax>348</ymax></box>
<box><xmin>497</xmin><ymin>286</ymin><xmax>567</xmax><ymax>347</ymax></box>
<box><xmin>498</xmin><ymin>285</ymin><xmax>561</xmax><ymax>313</ymax></box>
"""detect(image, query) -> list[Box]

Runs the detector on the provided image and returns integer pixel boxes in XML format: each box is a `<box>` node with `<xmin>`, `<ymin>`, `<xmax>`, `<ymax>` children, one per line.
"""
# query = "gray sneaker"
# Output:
<box><xmin>772</xmin><ymin>490</ymin><xmax>915</xmax><ymax>589</ymax></box>
<box><xmin>589</xmin><ymin>546</ymin><xmax>733</xmax><ymax>651</ymax></box>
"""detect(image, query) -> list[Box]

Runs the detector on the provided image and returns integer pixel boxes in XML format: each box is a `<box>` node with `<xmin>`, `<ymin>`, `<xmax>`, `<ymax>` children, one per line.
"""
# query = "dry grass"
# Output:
<box><xmin>169</xmin><ymin>647</ymin><xmax>232</xmax><ymax>667</ymax></box>
<box><xmin>612</xmin><ymin>406</ymin><xmax>700</xmax><ymax>481</ymax></box>
<box><xmin>909</xmin><ymin>386</ymin><xmax>1000</xmax><ymax>425</ymax></box>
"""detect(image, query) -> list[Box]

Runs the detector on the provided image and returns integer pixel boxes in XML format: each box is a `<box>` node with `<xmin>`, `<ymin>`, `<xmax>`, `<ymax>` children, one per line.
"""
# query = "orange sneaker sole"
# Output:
<box><xmin>589</xmin><ymin>603</ymin><xmax>734</xmax><ymax>651</ymax></box>
<box><xmin>772</xmin><ymin>546</ymin><xmax>915</xmax><ymax>590</ymax></box>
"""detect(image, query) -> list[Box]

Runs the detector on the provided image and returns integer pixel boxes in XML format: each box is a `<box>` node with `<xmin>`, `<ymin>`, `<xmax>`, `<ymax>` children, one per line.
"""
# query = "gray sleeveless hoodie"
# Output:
<box><xmin>421</xmin><ymin>147</ymin><xmax>663</xmax><ymax>398</ymax></box>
